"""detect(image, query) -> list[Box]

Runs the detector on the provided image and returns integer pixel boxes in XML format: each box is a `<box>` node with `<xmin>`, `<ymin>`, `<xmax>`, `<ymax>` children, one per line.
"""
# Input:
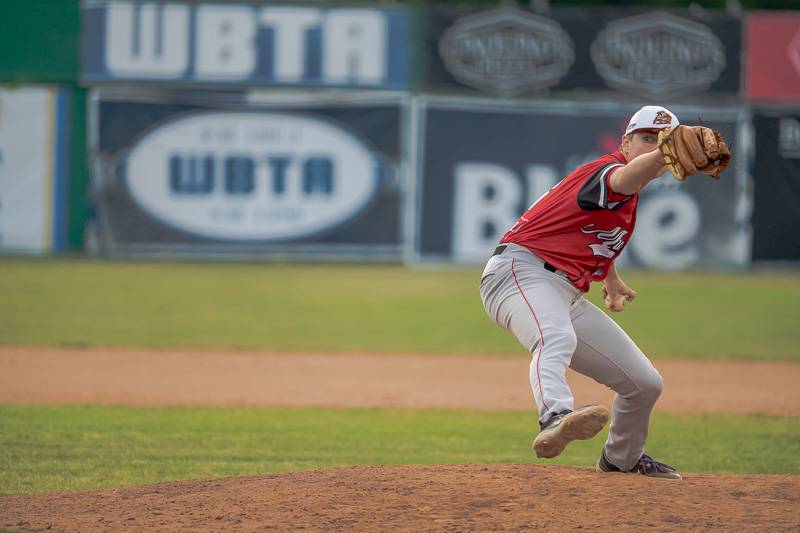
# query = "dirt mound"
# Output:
<box><xmin>2</xmin><ymin>465</ymin><xmax>798</xmax><ymax>532</ymax></box>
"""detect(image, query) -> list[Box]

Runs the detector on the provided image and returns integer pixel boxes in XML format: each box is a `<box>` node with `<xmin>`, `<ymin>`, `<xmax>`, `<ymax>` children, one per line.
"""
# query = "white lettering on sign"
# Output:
<box><xmin>323</xmin><ymin>10</ymin><xmax>386</xmax><ymax>84</ymax></box>
<box><xmin>103</xmin><ymin>3</ymin><xmax>388</xmax><ymax>84</ymax></box>
<box><xmin>196</xmin><ymin>6</ymin><xmax>257</xmax><ymax>79</ymax></box>
<box><xmin>779</xmin><ymin>117</ymin><xmax>800</xmax><ymax>158</ymax></box>
<box><xmin>452</xmin><ymin>163</ymin><xmax>521</xmax><ymax>262</ymax></box>
<box><xmin>124</xmin><ymin>112</ymin><xmax>379</xmax><ymax>240</ymax></box>
<box><xmin>106</xmin><ymin>3</ymin><xmax>190</xmax><ymax>78</ymax></box>
<box><xmin>524</xmin><ymin>164</ymin><xmax>558</xmax><ymax>208</ymax></box>
<box><xmin>450</xmin><ymin>160</ymin><xmax>707</xmax><ymax>268</ymax></box>
<box><xmin>260</xmin><ymin>8</ymin><xmax>322</xmax><ymax>82</ymax></box>
<box><xmin>631</xmin><ymin>191</ymin><xmax>700</xmax><ymax>269</ymax></box>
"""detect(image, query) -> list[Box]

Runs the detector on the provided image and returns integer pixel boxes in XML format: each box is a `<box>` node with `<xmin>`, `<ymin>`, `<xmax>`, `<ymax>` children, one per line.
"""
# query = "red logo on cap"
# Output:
<box><xmin>653</xmin><ymin>111</ymin><xmax>672</xmax><ymax>125</ymax></box>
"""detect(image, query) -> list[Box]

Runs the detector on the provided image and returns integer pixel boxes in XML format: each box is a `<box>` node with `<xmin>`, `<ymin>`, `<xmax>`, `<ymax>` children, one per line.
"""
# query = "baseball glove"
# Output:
<box><xmin>657</xmin><ymin>125</ymin><xmax>731</xmax><ymax>181</ymax></box>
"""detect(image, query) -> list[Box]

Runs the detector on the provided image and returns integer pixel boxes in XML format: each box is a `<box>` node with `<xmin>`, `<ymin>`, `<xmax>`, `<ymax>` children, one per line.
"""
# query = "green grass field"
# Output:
<box><xmin>1</xmin><ymin>405</ymin><xmax>798</xmax><ymax>496</ymax></box>
<box><xmin>1</xmin><ymin>258</ymin><xmax>799</xmax><ymax>360</ymax></box>
<box><xmin>1</xmin><ymin>258</ymin><xmax>799</xmax><ymax>496</ymax></box>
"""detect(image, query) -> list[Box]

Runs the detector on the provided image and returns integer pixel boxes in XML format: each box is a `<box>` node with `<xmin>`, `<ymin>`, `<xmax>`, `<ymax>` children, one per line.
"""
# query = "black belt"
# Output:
<box><xmin>492</xmin><ymin>245</ymin><xmax>558</xmax><ymax>273</ymax></box>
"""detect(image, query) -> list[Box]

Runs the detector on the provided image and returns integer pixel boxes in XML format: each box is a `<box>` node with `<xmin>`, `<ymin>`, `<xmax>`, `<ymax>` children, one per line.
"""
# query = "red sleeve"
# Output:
<box><xmin>577</xmin><ymin>162</ymin><xmax>627</xmax><ymax>211</ymax></box>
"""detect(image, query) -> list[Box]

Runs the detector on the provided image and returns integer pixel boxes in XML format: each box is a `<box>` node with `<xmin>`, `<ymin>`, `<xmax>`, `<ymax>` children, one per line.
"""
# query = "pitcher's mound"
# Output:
<box><xmin>2</xmin><ymin>464</ymin><xmax>798</xmax><ymax>531</ymax></box>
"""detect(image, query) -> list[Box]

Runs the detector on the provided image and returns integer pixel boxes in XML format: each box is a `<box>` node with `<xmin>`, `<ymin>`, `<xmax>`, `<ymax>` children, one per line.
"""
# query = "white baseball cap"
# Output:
<box><xmin>625</xmin><ymin>106</ymin><xmax>679</xmax><ymax>135</ymax></box>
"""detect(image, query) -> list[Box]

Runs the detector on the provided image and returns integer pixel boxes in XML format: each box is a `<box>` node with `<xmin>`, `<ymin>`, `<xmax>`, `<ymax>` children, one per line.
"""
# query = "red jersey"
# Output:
<box><xmin>500</xmin><ymin>150</ymin><xmax>636</xmax><ymax>292</ymax></box>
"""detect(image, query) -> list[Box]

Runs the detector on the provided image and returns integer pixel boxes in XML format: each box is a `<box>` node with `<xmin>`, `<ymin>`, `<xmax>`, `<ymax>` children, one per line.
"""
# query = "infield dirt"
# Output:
<box><xmin>2</xmin><ymin>464</ymin><xmax>799</xmax><ymax>532</ymax></box>
<box><xmin>1</xmin><ymin>347</ymin><xmax>799</xmax><ymax>414</ymax></box>
<box><xmin>2</xmin><ymin>347</ymin><xmax>799</xmax><ymax>531</ymax></box>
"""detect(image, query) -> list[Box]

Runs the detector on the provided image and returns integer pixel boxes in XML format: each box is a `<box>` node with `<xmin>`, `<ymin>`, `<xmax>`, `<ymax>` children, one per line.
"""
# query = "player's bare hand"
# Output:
<box><xmin>602</xmin><ymin>280</ymin><xmax>636</xmax><ymax>312</ymax></box>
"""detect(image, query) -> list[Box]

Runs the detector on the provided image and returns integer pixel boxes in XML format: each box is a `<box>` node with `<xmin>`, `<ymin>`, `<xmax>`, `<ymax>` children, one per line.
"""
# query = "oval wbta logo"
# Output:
<box><xmin>123</xmin><ymin>112</ymin><xmax>381</xmax><ymax>241</ymax></box>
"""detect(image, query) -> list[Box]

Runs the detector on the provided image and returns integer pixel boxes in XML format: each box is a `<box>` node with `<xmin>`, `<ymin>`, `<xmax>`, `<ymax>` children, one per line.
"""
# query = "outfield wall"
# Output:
<box><xmin>2</xmin><ymin>1</ymin><xmax>798</xmax><ymax>265</ymax></box>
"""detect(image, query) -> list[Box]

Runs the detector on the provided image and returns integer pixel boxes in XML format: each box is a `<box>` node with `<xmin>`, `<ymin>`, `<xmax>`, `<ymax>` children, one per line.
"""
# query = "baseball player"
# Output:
<box><xmin>479</xmin><ymin>106</ymin><xmax>730</xmax><ymax>480</ymax></box>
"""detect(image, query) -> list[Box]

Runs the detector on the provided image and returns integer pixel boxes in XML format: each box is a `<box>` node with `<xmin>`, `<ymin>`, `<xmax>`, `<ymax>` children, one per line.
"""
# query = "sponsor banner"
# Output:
<box><xmin>90</xmin><ymin>91</ymin><xmax>404</xmax><ymax>258</ymax></box>
<box><xmin>426</xmin><ymin>6</ymin><xmax>740</xmax><ymax>99</ymax></box>
<box><xmin>82</xmin><ymin>1</ymin><xmax>409</xmax><ymax>89</ymax></box>
<box><xmin>745</xmin><ymin>12</ymin><xmax>800</xmax><ymax>103</ymax></box>
<box><xmin>751</xmin><ymin>112</ymin><xmax>800</xmax><ymax>261</ymax></box>
<box><xmin>414</xmin><ymin>99</ymin><xmax>749</xmax><ymax>270</ymax></box>
<box><xmin>0</xmin><ymin>86</ymin><xmax>69</xmax><ymax>254</ymax></box>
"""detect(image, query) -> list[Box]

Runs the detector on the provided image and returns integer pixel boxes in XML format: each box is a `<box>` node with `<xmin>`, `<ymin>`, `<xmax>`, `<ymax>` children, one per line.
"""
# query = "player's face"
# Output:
<box><xmin>621</xmin><ymin>129</ymin><xmax>660</xmax><ymax>161</ymax></box>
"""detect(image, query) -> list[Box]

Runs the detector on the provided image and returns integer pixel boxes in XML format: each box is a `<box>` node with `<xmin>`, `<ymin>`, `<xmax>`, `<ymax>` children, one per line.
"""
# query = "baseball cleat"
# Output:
<box><xmin>532</xmin><ymin>404</ymin><xmax>609</xmax><ymax>459</ymax></box>
<box><xmin>596</xmin><ymin>450</ymin><xmax>682</xmax><ymax>480</ymax></box>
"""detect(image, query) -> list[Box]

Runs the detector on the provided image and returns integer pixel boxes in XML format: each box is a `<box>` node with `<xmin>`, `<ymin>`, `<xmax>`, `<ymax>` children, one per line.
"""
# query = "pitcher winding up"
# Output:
<box><xmin>479</xmin><ymin>106</ymin><xmax>731</xmax><ymax>479</ymax></box>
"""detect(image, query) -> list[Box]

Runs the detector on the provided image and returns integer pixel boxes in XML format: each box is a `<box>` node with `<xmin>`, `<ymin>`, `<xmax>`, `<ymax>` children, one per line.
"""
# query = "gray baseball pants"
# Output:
<box><xmin>479</xmin><ymin>243</ymin><xmax>663</xmax><ymax>471</ymax></box>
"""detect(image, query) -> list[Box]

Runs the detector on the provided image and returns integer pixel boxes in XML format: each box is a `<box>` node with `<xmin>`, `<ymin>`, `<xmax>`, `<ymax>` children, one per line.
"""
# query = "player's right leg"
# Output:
<box><xmin>480</xmin><ymin>244</ymin><xmax>607</xmax><ymax>458</ymax></box>
<box><xmin>569</xmin><ymin>298</ymin><xmax>680</xmax><ymax>479</ymax></box>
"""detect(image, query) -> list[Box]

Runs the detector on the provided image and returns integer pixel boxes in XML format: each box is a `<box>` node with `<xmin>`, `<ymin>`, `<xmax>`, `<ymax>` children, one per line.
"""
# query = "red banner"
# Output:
<box><xmin>746</xmin><ymin>12</ymin><xmax>800</xmax><ymax>103</ymax></box>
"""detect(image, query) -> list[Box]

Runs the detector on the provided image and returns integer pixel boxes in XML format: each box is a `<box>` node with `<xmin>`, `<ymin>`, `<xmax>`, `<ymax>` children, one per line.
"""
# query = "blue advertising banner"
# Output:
<box><xmin>82</xmin><ymin>1</ymin><xmax>409</xmax><ymax>90</ymax></box>
<box><xmin>414</xmin><ymin>99</ymin><xmax>749</xmax><ymax>270</ymax></box>
<box><xmin>90</xmin><ymin>90</ymin><xmax>404</xmax><ymax>259</ymax></box>
<box><xmin>751</xmin><ymin>111</ymin><xmax>800</xmax><ymax>261</ymax></box>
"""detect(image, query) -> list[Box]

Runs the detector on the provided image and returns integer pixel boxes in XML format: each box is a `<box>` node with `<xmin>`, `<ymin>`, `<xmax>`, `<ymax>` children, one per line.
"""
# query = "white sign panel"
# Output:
<box><xmin>123</xmin><ymin>112</ymin><xmax>380</xmax><ymax>240</ymax></box>
<box><xmin>0</xmin><ymin>87</ymin><xmax>57</xmax><ymax>253</ymax></box>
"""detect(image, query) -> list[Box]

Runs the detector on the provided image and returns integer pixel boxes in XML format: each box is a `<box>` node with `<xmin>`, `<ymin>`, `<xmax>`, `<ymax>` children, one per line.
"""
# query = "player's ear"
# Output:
<box><xmin>620</xmin><ymin>133</ymin><xmax>631</xmax><ymax>153</ymax></box>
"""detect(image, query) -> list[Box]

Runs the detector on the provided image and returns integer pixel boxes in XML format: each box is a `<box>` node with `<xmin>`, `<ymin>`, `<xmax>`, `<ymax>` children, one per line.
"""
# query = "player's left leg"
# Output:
<box><xmin>568</xmin><ymin>297</ymin><xmax>679</xmax><ymax>478</ymax></box>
